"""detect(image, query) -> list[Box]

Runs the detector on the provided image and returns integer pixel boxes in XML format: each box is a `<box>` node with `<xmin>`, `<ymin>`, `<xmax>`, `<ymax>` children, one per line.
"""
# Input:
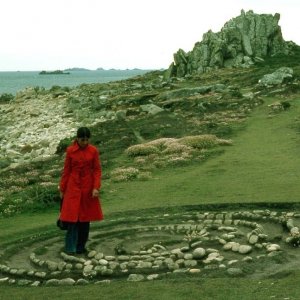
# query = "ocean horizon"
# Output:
<box><xmin>0</xmin><ymin>69</ymin><xmax>153</xmax><ymax>95</ymax></box>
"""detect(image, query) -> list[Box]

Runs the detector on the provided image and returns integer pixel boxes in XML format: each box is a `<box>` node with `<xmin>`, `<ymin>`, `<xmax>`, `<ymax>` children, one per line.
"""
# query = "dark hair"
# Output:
<box><xmin>77</xmin><ymin>127</ymin><xmax>91</xmax><ymax>138</ymax></box>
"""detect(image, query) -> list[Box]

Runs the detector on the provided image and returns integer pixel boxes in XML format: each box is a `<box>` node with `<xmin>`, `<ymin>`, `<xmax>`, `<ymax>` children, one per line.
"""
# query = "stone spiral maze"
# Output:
<box><xmin>0</xmin><ymin>208</ymin><xmax>300</xmax><ymax>286</ymax></box>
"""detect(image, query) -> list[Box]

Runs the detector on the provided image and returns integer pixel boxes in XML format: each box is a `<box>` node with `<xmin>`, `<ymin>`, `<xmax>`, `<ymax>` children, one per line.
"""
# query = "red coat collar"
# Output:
<box><xmin>69</xmin><ymin>140</ymin><xmax>90</xmax><ymax>152</ymax></box>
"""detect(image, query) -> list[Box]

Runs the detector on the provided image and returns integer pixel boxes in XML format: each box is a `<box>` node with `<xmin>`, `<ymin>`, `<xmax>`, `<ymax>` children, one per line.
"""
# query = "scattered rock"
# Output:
<box><xmin>127</xmin><ymin>274</ymin><xmax>145</xmax><ymax>282</ymax></box>
<box><xmin>227</xmin><ymin>268</ymin><xmax>244</xmax><ymax>276</ymax></box>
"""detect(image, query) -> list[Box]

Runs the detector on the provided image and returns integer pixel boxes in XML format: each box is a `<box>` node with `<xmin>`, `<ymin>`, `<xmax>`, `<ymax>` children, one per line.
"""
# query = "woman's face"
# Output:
<box><xmin>77</xmin><ymin>137</ymin><xmax>89</xmax><ymax>148</ymax></box>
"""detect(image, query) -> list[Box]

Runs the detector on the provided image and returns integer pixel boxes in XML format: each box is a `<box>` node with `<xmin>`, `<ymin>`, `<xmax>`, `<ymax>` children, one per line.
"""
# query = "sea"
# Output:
<box><xmin>0</xmin><ymin>69</ymin><xmax>152</xmax><ymax>95</ymax></box>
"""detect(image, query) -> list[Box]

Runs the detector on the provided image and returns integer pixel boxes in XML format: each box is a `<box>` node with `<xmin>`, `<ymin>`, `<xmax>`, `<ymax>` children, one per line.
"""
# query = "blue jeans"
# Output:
<box><xmin>65</xmin><ymin>222</ymin><xmax>90</xmax><ymax>253</ymax></box>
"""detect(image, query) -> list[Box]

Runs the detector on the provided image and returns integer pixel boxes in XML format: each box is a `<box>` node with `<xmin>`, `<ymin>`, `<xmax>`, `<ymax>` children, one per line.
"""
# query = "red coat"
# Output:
<box><xmin>59</xmin><ymin>141</ymin><xmax>104</xmax><ymax>222</ymax></box>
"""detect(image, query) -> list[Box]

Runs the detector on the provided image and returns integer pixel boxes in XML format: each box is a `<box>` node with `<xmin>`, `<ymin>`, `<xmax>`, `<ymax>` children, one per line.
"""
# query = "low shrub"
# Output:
<box><xmin>125</xmin><ymin>144</ymin><xmax>159</xmax><ymax>157</ymax></box>
<box><xmin>56</xmin><ymin>137</ymin><xmax>73</xmax><ymax>154</ymax></box>
<box><xmin>179</xmin><ymin>135</ymin><xmax>218</xmax><ymax>149</ymax></box>
<box><xmin>110</xmin><ymin>167</ymin><xmax>139</xmax><ymax>182</ymax></box>
<box><xmin>162</xmin><ymin>142</ymin><xmax>192</xmax><ymax>154</ymax></box>
<box><xmin>0</xmin><ymin>159</ymin><xmax>11</xmax><ymax>169</ymax></box>
<box><xmin>0</xmin><ymin>93</ymin><xmax>14</xmax><ymax>103</ymax></box>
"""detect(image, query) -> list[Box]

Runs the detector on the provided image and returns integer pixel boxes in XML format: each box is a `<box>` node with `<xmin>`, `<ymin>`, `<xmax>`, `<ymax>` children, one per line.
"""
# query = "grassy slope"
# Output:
<box><xmin>1</xmin><ymin>93</ymin><xmax>300</xmax><ymax>299</ymax></box>
<box><xmin>102</xmin><ymin>95</ymin><xmax>300</xmax><ymax>212</ymax></box>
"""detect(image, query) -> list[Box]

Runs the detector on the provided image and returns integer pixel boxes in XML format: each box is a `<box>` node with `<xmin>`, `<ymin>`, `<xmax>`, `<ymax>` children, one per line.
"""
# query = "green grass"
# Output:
<box><xmin>102</xmin><ymin>95</ymin><xmax>300</xmax><ymax>212</ymax></box>
<box><xmin>1</xmin><ymin>274</ymin><xmax>300</xmax><ymax>300</ymax></box>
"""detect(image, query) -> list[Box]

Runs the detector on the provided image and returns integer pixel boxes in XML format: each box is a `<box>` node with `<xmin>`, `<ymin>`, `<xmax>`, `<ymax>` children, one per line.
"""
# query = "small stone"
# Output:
<box><xmin>137</xmin><ymin>262</ymin><xmax>152</xmax><ymax>269</ymax></box>
<box><xmin>118</xmin><ymin>255</ymin><xmax>130</xmax><ymax>261</ymax></box>
<box><xmin>153</xmin><ymin>244</ymin><xmax>167</xmax><ymax>251</ymax></box>
<box><xmin>94</xmin><ymin>280</ymin><xmax>111</xmax><ymax>284</ymax></box>
<box><xmin>47</xmin><ymin>262</ymin><xmax>58</xmax><ymax>271</ymax></box>
<box><xmin>238</xmin><ymin>245</ymin><xmax>252</xmax><ymax>254</ymax></box>
<box><xmin>242</xmin><ymin>256</ymin><xmax>253</xmax><ymax>262</ymax></box>
<box><xmin>45</xmin><ymin>279</ymin><xmax>60</xmax><ymax>286</ymax></box>
<box><xmin>190</xmin><ymin>241</ymin><xmax>203</xmax><ymax>248</ymax></box>
<box><xmin>184</xmin><ymin>260</ymin><xmax>198</xmax><ymax>268</ymax></box>
<box><xmin>227</xmin><ymin>268</ymin><xmax>243</xmax><ymax>276</ymax></box>
<box><xmin>95</xmin><ymin>253</ymin><xmax>104</xmax><ymax>260</ymax></box>
<box><xmin>192</xmin><ymin>247</ymin><xmax>206</xmax><ymax>259</ymax></box>
<box><xmin>99</xmin><ymin>259</ymin><xmax>109</xmax><ymax>266</ymax></box>
<box><xmin>59</xmin><ymin>278</ymin><xmax>76</xmax><ymax>286</ymax></box>
<box><xmin>232</xmin><ymin>243</ymin><xmax>240</xmax><ymax>252</ymax></box>
<box><xmin>184</xmin><ymin>253</ymin><xmax>193</xmax><ymax>260</ymax></box>
<box><xmin>88</xmin><ymin>250</ymin><xmax>97</xmax><ymax>258</ymax></box>
<box><xmin>101</xmin><ymin>269</ymin><xmax>114</xmax><ymax>276</ymax></box>
<box><xmin>35</xmin><ymin>272</ymin><xmax>47</xmax><ymax>278</ymax></box>
<box><xmin>75</xmin><ymin>263</ymin><xmax>83</xmax><ymax>270</ymax></box>
<box><xmin>266</xmin><ymin>244</ymin><xmax>281</xmax><ymax>252</ymax></box>
<box><xmin>189</xmin><ymin>268</ymin><xmax>201</xmax><ymax>274</ymax></box>
<box><xmin>147</xmin><ymin>274</ymin><xmax>159</xmax><ymax>280</ymax></box>
<box><xmin>76</xmin><ymin>279</ymin><xmax>89</xmax><ymax>285</ymax></box>
<box><xmin>153</xmin><ymin>260</ymin><xmax>163</xmax><ymax>267</ymax></box>
<box><xmin>57</xmin><ymin>262</ymin><xmax>66</xmax><ymax>271</ymax></box>
<box><xmin>84</xmin><ymin>260</ymin><xmax>92</xmax><ymax>266</ymax></box>
<box><xmin>16</xmin><ymin>269</ymin><xmax>27</xmax><ymax>276</ymax></box>
<box><xmin>83</xmin><ymin>265</ymin><xmax>94</xmax><ymax>276</ymax></box>
<box><xmin>223</xmin><ymin>242</ymin><xmax>234</xmax><ymax>250</ymax></box>
<box><xmin>17</xmin><ymin>279</ymin><xmax>32</xmax><ymax>286</ymax></box>
<box><xmin>105</xmin><ymin>256</ymin><xmax>116</xmax><ymax>261</ymax></box>
<box><xmin>173</xmin><ymin>269</ymin><xmax>188</xmax><ymax>273</ymax></box>
<box><xmin>127</xmin><ymin>274</ymin><xmax>145</xmax><ymax>282</ymax></box>
<box><xmin>228</xmin><ymin>260</ymin><xmax>239</xmax><ymax>265</ymax></box>
<box><xmin>27</xmin><ymin>270</ymin><xmax>35</xmax><ymax>276</ymax></box>
<box><xmin>248</xmin><ymin>234</ymin><xmax>259</xmax><ymax>244</ymax></box>
<box><xmin>180</xmin><ymin>246</ymin><xmax>190</xmax><ymax>252</ymax></box>
<box><xmin>109</xmin><ymin>262</ymin><xmax>119</xmax><ymax>269</ymax></box>
<box><xmin>0</xmin><ymin>277</ymin><xmax>9</xmax><ymax>284</ymax></box>
<box><xmin>170</xmin><ymin>249</ymin><xmax>184</xmax><ymax>258</ymax></box>
<box><xmin>51</xmin><ymin>271</ymin><xmax>62</xmax><ymax>276</ymax></box>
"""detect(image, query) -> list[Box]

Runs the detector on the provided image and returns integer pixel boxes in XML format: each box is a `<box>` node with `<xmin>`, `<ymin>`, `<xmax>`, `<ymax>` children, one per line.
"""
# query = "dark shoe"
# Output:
<box><xmin>76</xmin><ymin>248</ymin><xmax>87</xmax><ymax>254</ymax></box>
<box><xmin>65</xmin><ymin>251</ymin><xmax>76</xmax><ymax>255</ymax></box>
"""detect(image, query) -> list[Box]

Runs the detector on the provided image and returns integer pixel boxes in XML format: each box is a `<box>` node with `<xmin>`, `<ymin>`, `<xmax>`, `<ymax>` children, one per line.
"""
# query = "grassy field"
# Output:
<box><xmin>1</xmin><ymin>274</ymin><xmax>300</xmax><ymax>300</ymax></box>
<box><xmin>1</xmin><ymin>93</ymin><xmax>300</xmax><ymax>299</ymax></box>
<box><xmin>101</xmin><ymin>95</ymin><xmax>300</xmax><ymax>212</ymax></box>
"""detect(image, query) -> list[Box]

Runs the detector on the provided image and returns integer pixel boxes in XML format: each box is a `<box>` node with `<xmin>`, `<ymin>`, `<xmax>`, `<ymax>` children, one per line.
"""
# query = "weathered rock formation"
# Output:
<box><xmin>166</xmin><ymin>10</ymin><xmax>296</xmax><ymax>78</ymax></box>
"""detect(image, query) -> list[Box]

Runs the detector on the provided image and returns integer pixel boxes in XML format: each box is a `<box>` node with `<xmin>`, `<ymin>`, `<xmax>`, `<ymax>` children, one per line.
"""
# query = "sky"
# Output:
<box><xmin>0</xmin><ymin>0</ymin><xmax>299</xmax><ymax>71</ymax></box>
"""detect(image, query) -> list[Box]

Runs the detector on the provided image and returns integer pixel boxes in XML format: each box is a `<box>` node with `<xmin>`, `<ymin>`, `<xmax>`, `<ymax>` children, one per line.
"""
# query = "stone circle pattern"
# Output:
<box><xmin>0</xmin><ymin>208</ymin><xmax>299</xmax><ymax>286</ymax></box>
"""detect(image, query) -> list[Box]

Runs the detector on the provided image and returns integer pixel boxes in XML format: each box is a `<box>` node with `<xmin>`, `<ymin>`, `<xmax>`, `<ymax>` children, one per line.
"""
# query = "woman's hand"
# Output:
<box><xmin>92</xmin><ymin>189</ymin><xmax>99</xmax><ymax>198</ymax></box>
<box><xmin>58</xmin><ymin>186</ymin><xmax>64</xmax><ymax>199</ymax></box>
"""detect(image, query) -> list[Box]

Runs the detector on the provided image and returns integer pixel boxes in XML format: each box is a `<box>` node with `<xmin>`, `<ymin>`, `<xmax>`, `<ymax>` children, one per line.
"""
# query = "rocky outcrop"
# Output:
<box><xmin>166</xmin><ymin>10</ymin><xmax>296</xmax><ymax>78</ymax></box>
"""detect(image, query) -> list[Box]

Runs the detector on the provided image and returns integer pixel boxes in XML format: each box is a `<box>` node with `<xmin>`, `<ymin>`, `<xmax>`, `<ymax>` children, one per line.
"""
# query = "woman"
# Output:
<box><xmin>59</xmin><ymin>127</ymin><xmax>104</xmax><ymax>254</ymax></box>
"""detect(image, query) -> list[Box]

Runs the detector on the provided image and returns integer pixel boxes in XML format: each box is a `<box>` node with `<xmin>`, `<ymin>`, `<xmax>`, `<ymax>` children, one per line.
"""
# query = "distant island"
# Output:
<box><xmin>96</xmin><ymin>67</ymin><xmax>144</xmax><ymax>71</ymax></box>
<box><xmin>39</xmin><ymin>70</ymin><xmax>70</xmax><ymax>75</ymax></box>
<box><xmin>64</xmin><ymin>68</ymin><xmax>91</xmax><ymax>71</ymax></box>
<box><xmin>62</xmin><ymin>67</ymin><xmax>147</xmax><ymax>72</ymax></box>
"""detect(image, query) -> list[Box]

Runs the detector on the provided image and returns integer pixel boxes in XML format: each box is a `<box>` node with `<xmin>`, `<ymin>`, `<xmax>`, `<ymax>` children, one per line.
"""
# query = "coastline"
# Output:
<box><xmin>0</xmin><ymin>69</ymin><xmax>152</xmax><ymax>95</ymax></box>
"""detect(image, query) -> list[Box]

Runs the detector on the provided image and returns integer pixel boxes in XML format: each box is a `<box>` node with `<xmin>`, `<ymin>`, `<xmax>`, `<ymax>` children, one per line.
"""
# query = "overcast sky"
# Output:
<box><xmin>0</xmin><ymin>0</ymin><xmax>299</xmax><ymax>71</ymax></box>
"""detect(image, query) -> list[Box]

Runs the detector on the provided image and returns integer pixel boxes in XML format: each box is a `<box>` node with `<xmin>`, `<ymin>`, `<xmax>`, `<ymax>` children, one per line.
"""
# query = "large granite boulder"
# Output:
<box><xmin>166</xmin><ymin>10</ymin><xmax>296</xmax><ymax>78</ymax></box>
<box><xmin>258</xmin><ymin>67</ymin><xmax>293</xmax><ymax>86</ymax></box>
